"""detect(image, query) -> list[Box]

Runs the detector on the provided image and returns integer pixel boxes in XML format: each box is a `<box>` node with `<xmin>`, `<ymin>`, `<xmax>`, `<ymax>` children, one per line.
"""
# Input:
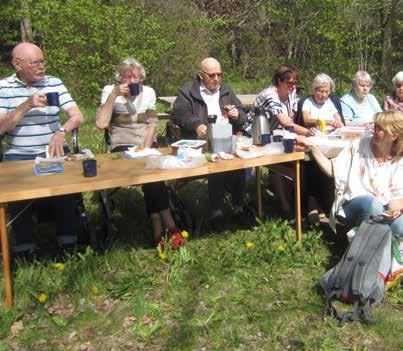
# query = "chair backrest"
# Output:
<box><xmin>103</xmin><ymin>129</ymin><xmax>112</xmax><ymax>152</ymax></box>
<box><xmin>0</xmin><ymin>135</ymin><xmax>3</xmax><ymax>162</ymax></box>
<box><xmin>71</xmin><ymin>128</ymin><xmax>80</xmax><ymax>154</ymax></box>
<box><xmin>165</xmin><ymin>120</ymin><xmax>181</xmax><ymax>145</ymax></box>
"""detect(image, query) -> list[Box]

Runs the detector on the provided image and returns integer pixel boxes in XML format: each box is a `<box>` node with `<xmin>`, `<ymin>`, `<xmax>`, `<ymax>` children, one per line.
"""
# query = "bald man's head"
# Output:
<box><xmin>199</xmin><ymin>57</ymin><xmax>221</xmax><ymax>73</ymax></box>
<box><xmin>12</xmin><ymin>42</ymin><xmax>46</xmax><ymax>85</ymax></box>
<box><xmin>12</xmin><ymin>42</ymin><xmax>43</xmax><ymax>61</ymax></box>
<box><xmin>198</xmin><ymin>57</ymin><xmax>222</xmax><ymax>92</ymax></box>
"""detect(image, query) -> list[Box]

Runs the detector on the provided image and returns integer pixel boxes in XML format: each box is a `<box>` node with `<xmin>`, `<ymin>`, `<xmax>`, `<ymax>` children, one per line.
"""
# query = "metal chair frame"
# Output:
<box><xmin>98</xmin><ymin>128</ymin><xmax>195</xmax><ymax>242</ymax></box>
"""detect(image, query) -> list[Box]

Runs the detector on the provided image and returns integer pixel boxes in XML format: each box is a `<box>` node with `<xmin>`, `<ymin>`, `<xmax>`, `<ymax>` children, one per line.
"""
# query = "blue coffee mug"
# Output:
<box><xmin>273</xmin><ymin>135</ymin><xmax>283</xmax><ymax>142</ymax></box>
<box><xmin>283</xmin><ymin>138</ymin><xmax>296</xmax><ymax>153</ymax></box>
<box><xmin>82</xmin><ymin>159</ymin><xmax>97</xmax><ymax>177</ymax></box>
<box><xmin>261</xmin><ymin>134</ymin><xmax>271</xmax><ymax>145</ymax></box>
<box><xmin>128</xmin><ymin>83</ymin><xmax>140</xmax><ymax>96</ymax></box>
<box><xmin>46</xmin><ymin>92</ymin><xmax>60</xmax><ymax>106</ymax></box>
<box><xmin>284</xmin><ymin>125</ymin><xmax>294</xmax><ymax>133</ymax></box>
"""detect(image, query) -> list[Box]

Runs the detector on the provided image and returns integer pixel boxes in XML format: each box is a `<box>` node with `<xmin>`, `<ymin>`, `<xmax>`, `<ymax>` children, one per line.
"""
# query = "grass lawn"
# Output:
<box><xmin>0</xmin><ymin>109</ymin><xmax>402</xmax><ymax>350</ymax></box>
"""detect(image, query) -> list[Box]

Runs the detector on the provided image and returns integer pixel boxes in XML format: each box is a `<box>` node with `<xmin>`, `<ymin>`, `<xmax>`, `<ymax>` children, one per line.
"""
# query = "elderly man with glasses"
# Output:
<box><xmin>0</xmin><ymin>42</ymin><xmax>84</xmax><ymax>258</ymax></box>
<box><xmin>173</xmin><ymin>57</ymin><xmax>253</xmax><ymax>229</ymax></box>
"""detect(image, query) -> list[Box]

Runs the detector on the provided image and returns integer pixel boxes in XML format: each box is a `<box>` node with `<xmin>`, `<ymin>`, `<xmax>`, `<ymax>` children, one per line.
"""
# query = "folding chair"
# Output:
<box><xmin>2</xmin><ymin>129</ymin><xmax>95</xmax><ymax>252</ymax></box>
<box><xmin>98</xmin><ymin>128</ymin><xmax>195</xmax><ymax>243</ymax></box>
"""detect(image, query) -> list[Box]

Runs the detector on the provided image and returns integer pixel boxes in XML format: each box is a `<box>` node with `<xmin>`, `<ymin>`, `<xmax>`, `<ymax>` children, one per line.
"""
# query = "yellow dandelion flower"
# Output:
<box><xmin>91</xmin><ymin>285</ymin><xmax>99</xmax><ymax>295</ymax></box>
<box><xmin>38</xmin><ymin>293</ymin><xmax>48</xmax><ymax>303</ymax></box>
<box><xmin>160</xmin><ymin>327</ymin><xmax>169</xmax><ymax>336</ymax></box>
<box><xmin>246</xmin><ymin>241</ymin><xmax>255</xmax><ymax>250</ymax></box>
<box><xmin>159</xmin><ymin>251</ymin><xmax>167</xmax><ymax>260</ymax></box>
<box><xmin>181</xmin><ymin>230</ymin><xmax>189</xmax><ymax>239</ymax></box>
<box><xmin>53</xmin><ymin>262</ymin><xmax>65</xmax><ymax>271</ymax></box>
<box><xmin>277</xmin><ymin>245</ymin><xmax>285</xmax><ymax>252</ymax></box>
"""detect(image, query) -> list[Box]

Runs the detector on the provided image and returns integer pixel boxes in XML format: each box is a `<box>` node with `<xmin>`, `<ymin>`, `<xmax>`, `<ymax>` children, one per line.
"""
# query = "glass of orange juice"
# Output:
<box><xmin>316</xmin><ymin>119</ymin><xmax>326</xmax><ymax>134</ymax></box>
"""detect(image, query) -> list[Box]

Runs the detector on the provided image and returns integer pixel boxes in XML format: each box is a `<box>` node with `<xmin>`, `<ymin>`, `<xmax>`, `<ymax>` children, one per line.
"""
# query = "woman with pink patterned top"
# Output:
<box><xmin>384</xmin><ymin>72</ymin><xmax>403</xmax><ymax>112</ymax></box>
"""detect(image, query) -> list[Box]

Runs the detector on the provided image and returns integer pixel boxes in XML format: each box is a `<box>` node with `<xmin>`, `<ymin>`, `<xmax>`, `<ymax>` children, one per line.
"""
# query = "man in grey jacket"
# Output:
<box><xmin>173</xmin><ymin>57</ymin><xmax>253</xmax><ymax>227</ymax></box>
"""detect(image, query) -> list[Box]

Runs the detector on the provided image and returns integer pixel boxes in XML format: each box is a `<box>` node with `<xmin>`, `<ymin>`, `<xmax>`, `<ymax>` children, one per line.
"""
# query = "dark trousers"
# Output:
<box><xmin>5</xmin><ymin>152</ymin><xmax>76</xmax><ymax>249</ymax></box>
<box><xmin>302</xmin><ymin>161</ymin><xmax>334</xmax><ymax>214</ymax></box>
<box><xmin>111</xmin><ymin>145</ymin><xmax>170</xmax><ymax>216</ymax></box>
<box><xmin>8</xmin><ymin>195</ymin><xmax>76</xmax><ymax>246</ymax></box>
<box><xmin>207</xmin><ymin>170</ymin><xmax>246</xmax><ymax>212</ymax></box>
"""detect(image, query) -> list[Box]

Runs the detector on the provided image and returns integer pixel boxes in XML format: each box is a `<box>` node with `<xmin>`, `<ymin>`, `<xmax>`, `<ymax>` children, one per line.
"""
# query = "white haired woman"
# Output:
<box><xmin>341</xmin><ymin>70</ymin><xmax>382</xmax><ymax>126</ymax></box>
<box><xmin>384</xmin><ymin>71</ymin><xmax>403</xmax><ymax>112</ymax></box>
<box><xmin>300</xmin><ymin>73</ymin><xmax>344</xmax><ymax>133</ymax></box>
<box><xmin>96</xmin><ymin>57</ymin><xmax>184</xmax><ymax>248</ymax></box>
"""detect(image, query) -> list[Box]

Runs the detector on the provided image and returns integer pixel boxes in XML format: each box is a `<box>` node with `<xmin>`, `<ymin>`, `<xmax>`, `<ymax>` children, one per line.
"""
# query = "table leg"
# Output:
<box><xmin>294</xmin><ymin>160</ymin><xmax>302</xmax><ymax>241</ymax></box>
<box><xmin>255</xmin><ymin>166</ymin><xmax>263</xmax><ymax>219</ymax></box>
<box><xmin>0</xmin><ymin>203</ymin><xmax>13</xmax><ymax>309</ymax></box>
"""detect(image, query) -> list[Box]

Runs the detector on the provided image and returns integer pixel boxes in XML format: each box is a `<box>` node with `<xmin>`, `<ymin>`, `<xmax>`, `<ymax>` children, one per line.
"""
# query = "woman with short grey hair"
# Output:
<box><xmin>311</xmin><ymin>73</ymin><xmax>335</xmax><ymax>93</ymax></box>
<box><xmin>95</xmin><ymin>57</ymin><xmax>184</xmax><ymax>248</ymax></box>
<box><xmin>384</xmin><ymin>71</ymin><xmax>403</xmax><ymax>112</ymax></box>
<box><xmin>341</xmin><ymin>70</ymin><xmax>382</xmax><ymax>125</ymax></box>
<box><xmin>301</xmin><ymin>73</ymin><xmax>343</xmax><ymax>132</ymax></box>
<box><xmin>115</xmin><ymin>58</ymin><xmax>146</xmax><ymax>83</ymax></box>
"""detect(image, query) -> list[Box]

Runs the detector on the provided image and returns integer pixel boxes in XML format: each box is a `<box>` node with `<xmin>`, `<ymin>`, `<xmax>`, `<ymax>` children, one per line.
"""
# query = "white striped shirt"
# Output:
<box><xmin>0</xmin><ymin>74</ymin><xmax>77</xmax><ymax>154</ymax></box>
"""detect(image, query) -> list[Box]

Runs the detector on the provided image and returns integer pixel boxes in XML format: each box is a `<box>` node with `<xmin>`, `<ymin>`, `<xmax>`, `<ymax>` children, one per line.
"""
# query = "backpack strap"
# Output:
<box><xmin>361</xmin><ymin>300</ymin><xmax>375</xmax><ymax>324</ymax></box>
<box><xmin>329</xmin><ymin>95</ymin><xmax>345</xmax><ymax>125</ymax></box>
<box><xmin>325</xmin><ymin>291</ymin><xmax>345</xmax><ymax>321</ymax></box>
<box><xmin>338</xmin><ymin>301</ymin><xmax>361</xmax><ymax>325</ymax></box>
<box><xmin>294</xmin><ymin>96</ymin><xmax>308</xmax><ymax>127</ymax></box>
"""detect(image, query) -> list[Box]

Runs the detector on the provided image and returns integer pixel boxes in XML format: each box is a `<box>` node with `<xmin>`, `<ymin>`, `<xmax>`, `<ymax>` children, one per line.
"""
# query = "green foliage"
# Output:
<box><xmin>1</xmin><ymin>0</ymin><xmax>400</xmax><ymax>103</ymax></box>
<box><xmin>24</xmin><ymin>0</ymin><xmax>172</xmax><ymax>104</ymax></box>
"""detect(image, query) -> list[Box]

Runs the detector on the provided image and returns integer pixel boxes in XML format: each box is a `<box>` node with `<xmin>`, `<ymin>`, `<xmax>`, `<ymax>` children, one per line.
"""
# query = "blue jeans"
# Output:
<box><xmin>342</xmin><ymin>195</ymin><xmax>403</xmax><ymax>237</ymax></box>
<box><xmin>5</xmin><ymin>153</ymin><xmax>77</xmax><ymax>252</ymax></box>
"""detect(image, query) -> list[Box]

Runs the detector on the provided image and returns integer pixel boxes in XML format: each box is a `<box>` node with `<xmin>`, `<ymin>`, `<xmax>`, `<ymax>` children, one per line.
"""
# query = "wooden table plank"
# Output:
<box><xmin>0</xmin><ymin>149</ymin><xmax>304</xmax><ymax>203</ymax></box>
<box><xmin>0</xmin><ymin>148</ymin><xmax>304</xmax><ymax>308</ymax></box>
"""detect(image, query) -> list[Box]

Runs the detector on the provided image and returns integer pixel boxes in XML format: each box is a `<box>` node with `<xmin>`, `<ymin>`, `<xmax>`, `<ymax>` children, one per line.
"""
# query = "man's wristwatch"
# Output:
<box><xmin>56</xmin><ymin>127</ymin><xmax>67</xmax><ymax>135</ymax></box>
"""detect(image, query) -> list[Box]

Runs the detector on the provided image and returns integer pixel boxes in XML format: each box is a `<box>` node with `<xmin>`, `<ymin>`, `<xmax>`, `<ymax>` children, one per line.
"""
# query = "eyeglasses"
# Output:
<box><xmin>284</xmin><ymin>80</ymin><xmax>297</xmax><ymax>87</ymax></box>
<box><xmin>201</xmin><ymin>71</ymin><xmax>223</xmax><ymax>79</ymax></box>
<box><xmin>122</xmin><ymin>73</ymin><xmax>141</xmax><ymax>80</ymax></box>
<box><xmin>17</xmin><ymin>58</ymin><xmax>47</xmax><ymax>68</ymax></box>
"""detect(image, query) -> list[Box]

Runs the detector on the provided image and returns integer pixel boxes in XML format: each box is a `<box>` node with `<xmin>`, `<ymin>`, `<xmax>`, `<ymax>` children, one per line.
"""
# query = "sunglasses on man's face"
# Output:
<box><xmin>201</xmin><ymin>71</ymin><xmax>223</xmax><ymax>79</ymax></box>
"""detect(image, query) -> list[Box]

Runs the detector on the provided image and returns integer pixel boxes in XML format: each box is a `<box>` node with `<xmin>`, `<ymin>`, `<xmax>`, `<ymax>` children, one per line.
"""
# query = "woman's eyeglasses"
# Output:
<box><xmin>201</xmin><ymin>71</ymin><xmax>223</xmax><ymax>79</ymax></box>
<box><xmin>122</xmin><ymin>74</ymin><xmax>141</xmax><ymax>80</ymax></box>
<box><xmin>284</xmin><ymin>80</ymin><xmax>297</xmax><ymax>87</ymax></box>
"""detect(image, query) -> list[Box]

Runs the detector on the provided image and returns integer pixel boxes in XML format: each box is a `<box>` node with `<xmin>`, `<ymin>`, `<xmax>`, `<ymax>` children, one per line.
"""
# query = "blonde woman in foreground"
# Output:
<box><xmin>298</xmin><ymin>111</ymin><xmax>403</xmax><ymax>236</ymax></box>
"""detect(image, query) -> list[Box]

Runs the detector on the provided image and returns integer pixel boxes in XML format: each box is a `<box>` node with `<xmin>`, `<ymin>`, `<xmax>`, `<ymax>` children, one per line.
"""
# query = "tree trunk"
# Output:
<box><xmin>380</xmin><ymin>0</ymin><xmax>400</xmax><ymax>88</ymax></box>
<box><xmin>20</xmin><ymin>0</ymin><xmax>33</xmax><ymax>42</ymax></box>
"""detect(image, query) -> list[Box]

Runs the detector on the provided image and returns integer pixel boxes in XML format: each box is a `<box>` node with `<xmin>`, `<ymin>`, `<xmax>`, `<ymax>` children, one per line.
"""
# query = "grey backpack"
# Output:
<box><xmin>320</xmin><ymin>217</ymin><xmax>392</xmax><ymax>324</ymax></box>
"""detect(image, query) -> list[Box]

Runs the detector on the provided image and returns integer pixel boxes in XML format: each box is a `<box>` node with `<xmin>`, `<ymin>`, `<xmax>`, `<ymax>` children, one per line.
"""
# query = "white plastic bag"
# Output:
<box><xmin>261</xmin><ymin>142</ymin><xmax>284</xmax><ymax>156</ymax></box>
<box><xmin>144</xmin><ymin>155</ymin><xmax>207</xmax><ymax>169</ymax></box>
<box><xmin>235</xmin><ymin>149</ymin><xmax>264</xmax><ymax>159</ymax></box>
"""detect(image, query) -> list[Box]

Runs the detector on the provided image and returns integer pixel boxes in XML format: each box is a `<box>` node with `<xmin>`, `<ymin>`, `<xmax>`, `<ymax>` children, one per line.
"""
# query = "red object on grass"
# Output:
<box><xmin>170</xmin><ymin>231</ymin><xmax>186</xmax><ymax>249</ymax></box>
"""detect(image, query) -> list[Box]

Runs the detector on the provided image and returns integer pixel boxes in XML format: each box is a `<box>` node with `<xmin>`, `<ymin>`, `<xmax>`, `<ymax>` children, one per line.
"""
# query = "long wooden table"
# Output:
<box><xmin>158</xmin><ymin>94</ymin><xmax>257</xmax><ymax>110</ymax></box>
<box><xmin>0</xmin><ymin>148</ymin><xmax>304</xmax><ymax>308</ymax></box>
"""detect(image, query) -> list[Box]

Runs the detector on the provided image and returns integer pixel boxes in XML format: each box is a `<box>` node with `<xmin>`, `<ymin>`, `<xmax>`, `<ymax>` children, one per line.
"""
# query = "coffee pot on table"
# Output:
<box><xmin>252</xmin><ymin>107</ymin><xmax>270</xmax><ymax>145</ymax></box>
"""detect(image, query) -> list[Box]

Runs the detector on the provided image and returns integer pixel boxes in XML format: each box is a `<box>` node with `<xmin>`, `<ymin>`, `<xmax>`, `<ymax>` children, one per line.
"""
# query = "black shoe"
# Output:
<box><xmin>208</xmin><ymin>209</ymin><xmax>227</xmax><ymax>232</ymax></box>
<box><xmin>12</xmin><ymin>249</ymin><xmax>37</xmax><ymax>263</ymax></box>
<box><xmin>56</xmin><ymin>243</ymin><xmax>77</xmax><ymax>260</ymax></box>
<box><xmin>233</xmin><ymin>205</ymin><xmax>257</xmax><ymax>229</ymax></box>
